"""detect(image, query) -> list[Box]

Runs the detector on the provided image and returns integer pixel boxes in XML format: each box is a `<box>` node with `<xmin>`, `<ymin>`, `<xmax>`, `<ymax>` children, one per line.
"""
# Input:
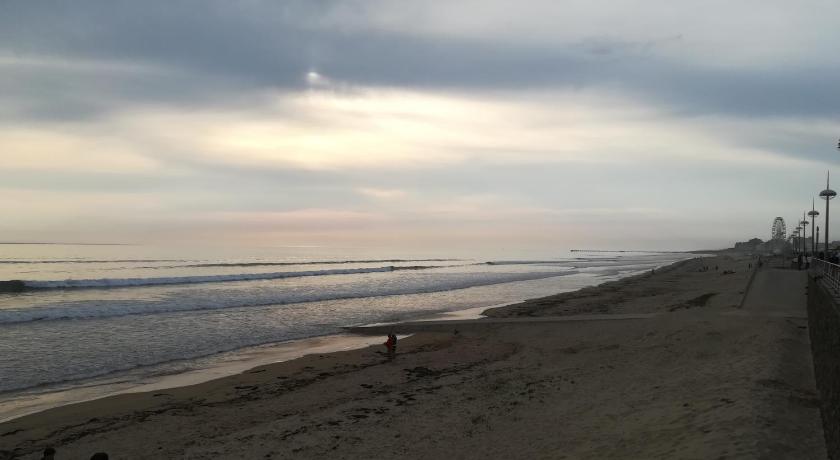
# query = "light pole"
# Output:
<box><xmin>801</xmin><ymin>213</ymin><xmax>809</xmax><ymax>255</ymax></box>
<box><xmin>795</xmin><ymin>227</ymin><xmax>801</xmax><ymax>254</ymax></box>
<box><xmin>809</xmin><ymin>199</ymin><xmax>820</xmax><ymax>255</ymax></box>
<box><xmin>820</xmin><ymin>171</ymin><xmax>836</xmax><ymax>255</ymax></box>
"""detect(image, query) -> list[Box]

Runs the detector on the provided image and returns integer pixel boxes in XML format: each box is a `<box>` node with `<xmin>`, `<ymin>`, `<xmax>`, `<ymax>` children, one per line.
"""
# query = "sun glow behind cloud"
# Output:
<box><xmin>94</xmin><ymin>84</ymin><xmax>826</xmax><ymax>174</ymax></box>
<box><xmin>0</xmin><ymin>79</ymin><xmax>831</xmax><ymax>249</ymax></box>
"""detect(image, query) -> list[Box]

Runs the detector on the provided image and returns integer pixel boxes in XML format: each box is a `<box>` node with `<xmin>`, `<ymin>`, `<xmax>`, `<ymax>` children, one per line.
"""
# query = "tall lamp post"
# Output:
<box><xmin>801</xmin><ymin>215</ymin><xmax>809</xmax><ymax>255</ymax></box>
<box><xmin>820</xmin><ymin>171</ymin><xmax>836</xmax><ymax>255</ymax></box>
<box><xmin>795</xmin><ymin>227</ymin><xmax>801</xmax><ymax>254</ymax></box>
<box><xmin>809</xmin><ymin>199</ymin><xmax>820</xmax><ymax>255</ymax></box>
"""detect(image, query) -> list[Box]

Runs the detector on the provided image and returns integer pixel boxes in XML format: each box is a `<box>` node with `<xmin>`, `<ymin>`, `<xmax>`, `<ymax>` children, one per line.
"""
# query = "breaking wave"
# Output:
<box><xmin>183</xmin><ymin>259</ymin><xmax>459</xmax><ymax>268</ymax></box>
<box><xmin>0</xmin><ymin>266</ymin><xmax>401</xmax><ymax>291</ymax></box>
<box><xmin>0</xmin><ymin>270</ymin><xmax>581</xmax><ymax>324</ymax></box>
<box><xmin>0</xmin><ymin>258</ymin><xmax>459</xmax><ymax>266</ymax></box>
<box><xmin>0</xmin><ymin>259</ymin><xmax>193</xmax><ymax>264</ymax></box>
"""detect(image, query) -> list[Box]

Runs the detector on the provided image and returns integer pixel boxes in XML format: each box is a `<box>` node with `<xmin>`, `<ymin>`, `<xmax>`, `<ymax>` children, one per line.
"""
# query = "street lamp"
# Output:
<box><xmin>820</xmin><ymin>171</ymin><xmax>836</xmax><ymax>255</ymax></box>
<box><xmin>801</xmin><ymin>215</ymin><xmax>809</xmax><ymax>255</ymax></box>
<box><xmin>808</xmin><ymin>199</ymin><xmax>820</xmax><ymax>255</ymax></box>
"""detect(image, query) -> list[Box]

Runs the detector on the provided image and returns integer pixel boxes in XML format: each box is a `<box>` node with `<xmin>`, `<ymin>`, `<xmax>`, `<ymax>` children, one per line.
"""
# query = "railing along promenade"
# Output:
<box><xmin>811</xmin><ymin>258</ymin><xmax>840</xmax><ymax>294</ymax></box>
<box><xmin>807</xmin><ymin>257</ymin><xmax>840</xmax><ymax>460</ymax></box>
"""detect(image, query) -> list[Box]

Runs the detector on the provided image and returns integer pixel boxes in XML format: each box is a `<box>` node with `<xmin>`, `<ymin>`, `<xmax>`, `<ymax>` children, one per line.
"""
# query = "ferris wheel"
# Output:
<box><xmin>771</xmin><ymin>217</ymin><xmax>786</xmax><ymax>241</ymax></box>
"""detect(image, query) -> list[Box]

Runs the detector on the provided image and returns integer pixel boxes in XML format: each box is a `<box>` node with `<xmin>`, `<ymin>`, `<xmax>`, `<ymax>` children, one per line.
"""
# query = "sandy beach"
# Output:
<box><xmin>0</xmin><ymin>254</ymin><xmax>826</xmax><ymax>459</ymax></box>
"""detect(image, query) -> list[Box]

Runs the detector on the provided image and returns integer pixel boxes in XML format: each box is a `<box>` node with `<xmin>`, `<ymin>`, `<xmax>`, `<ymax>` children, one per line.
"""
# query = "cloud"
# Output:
<box><xmin>356</xmin><ymin>188</ymin><xmax>407</xmax><ymax>199</ymax></box>
<box><xmin>198</xmin><ymin>209</ymin><xmax>383</xmax><ymax>230</ymax></box>
<box><xmin>0</xmin><ymin>125</ymin><xmax>160</xmax><ymax>173</ymax></box>
<box><xmin>2</xmin><ymin>1</ymin><xmax>840</xmax><ymax>248</ymax></box>
<box><xmin>3</xmin><ymin>0</ymin><xmax>840</xmax><ymax>122</ymax></box>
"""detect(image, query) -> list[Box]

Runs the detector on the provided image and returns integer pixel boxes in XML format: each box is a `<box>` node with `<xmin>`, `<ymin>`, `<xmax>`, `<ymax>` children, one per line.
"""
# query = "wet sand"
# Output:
<box><xmin>0</xmin><ymin>254</ymin><xmax>826</xmax><ymax>459</ymax></box>
<box><xmin>0</xmin><ymin>305</ymin><xmax>496</xmax><ymax>425</ymax></box>
<box><xmin>0</xmin><ymin>334</ymin><xmax>388</xmax><ymax>425</ymax></box>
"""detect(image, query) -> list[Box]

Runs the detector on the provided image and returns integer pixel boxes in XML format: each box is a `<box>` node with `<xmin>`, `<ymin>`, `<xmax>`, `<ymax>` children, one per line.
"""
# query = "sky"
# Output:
<box><xmin>2</xmin><ymin>0</ymin><xmax>840</xmax><ymax>252</ymax></box>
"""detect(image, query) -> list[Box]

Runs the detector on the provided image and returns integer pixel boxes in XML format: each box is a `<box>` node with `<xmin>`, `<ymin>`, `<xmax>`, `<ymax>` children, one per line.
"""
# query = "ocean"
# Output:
<box><xmin>0</xmin><ymin>244</ymin><xmax>689</xmax><ymax>419</ymax></box>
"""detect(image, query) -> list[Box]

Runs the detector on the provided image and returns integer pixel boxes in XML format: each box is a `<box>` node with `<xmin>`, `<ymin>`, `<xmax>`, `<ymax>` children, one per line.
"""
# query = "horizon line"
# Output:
<box><xmin>0</xmin><ymin>242</ymin><xmax>136</xmax><ymax>246</ymax></box>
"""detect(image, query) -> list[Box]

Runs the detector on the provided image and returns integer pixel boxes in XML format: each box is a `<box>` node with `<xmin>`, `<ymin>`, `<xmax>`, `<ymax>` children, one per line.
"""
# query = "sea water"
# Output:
<box><xmin>0</xmin><ymin>244</ymin><xmax>689</xmax><ymax>417</ymax></box>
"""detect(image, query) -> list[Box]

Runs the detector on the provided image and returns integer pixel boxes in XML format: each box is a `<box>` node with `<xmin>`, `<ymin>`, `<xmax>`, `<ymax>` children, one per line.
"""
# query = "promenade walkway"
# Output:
<box><xmin>739</xmin><ymin>267</ymin><xmax>826</xmax><ymax>457</ymax></box>
<box><xmin>741</xmin><ymin>267</ymin><xmax>808</xmax><ymax>317</ymax></box>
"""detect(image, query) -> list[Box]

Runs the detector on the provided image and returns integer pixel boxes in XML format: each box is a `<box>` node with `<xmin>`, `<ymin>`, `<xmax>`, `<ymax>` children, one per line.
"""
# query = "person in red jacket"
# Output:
<box><xmin>384</xmin><ymin>333</ymin><xmax>397</xmax><ymax>359</ymax></box>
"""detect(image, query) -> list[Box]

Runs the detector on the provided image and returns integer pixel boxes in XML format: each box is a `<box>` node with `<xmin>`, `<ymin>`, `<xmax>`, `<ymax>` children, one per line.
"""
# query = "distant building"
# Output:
<box><xmin>734</xmin><ymin>238</ymin><xmax>763</xmax><ymax>252</ymax></box>
<box><xmin>789</xmin><ymin>236</ymin><xmax>814</xmax><ymax>253</ymax></box>
<box><xmin>814</xmin><ymin>241</ymin><xmax>840</xmax><ymax>253</ymax></box>
<box><xmin>734</xmin><ymin>237</ymin><xmax>790</xmax><ymax>255</ymax></box>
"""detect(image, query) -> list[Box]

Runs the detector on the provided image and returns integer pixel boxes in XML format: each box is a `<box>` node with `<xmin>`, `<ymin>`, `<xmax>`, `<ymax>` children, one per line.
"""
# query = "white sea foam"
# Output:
<box><xmin>0</xmin><ymin>271</ymin><xmax>580</xmax><ymax>324</ymax></box>
<box><xmin>18</xmin><ymin>266</ymin><xmax>397</xmax><ymax>290</ymax></box>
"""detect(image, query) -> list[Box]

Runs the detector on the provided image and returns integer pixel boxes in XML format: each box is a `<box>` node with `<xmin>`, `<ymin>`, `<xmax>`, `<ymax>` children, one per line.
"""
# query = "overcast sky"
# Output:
<box><xmin>2</xmin><ymin>0</ymin><xmax>839</xmax><ymax>252</ymax></box>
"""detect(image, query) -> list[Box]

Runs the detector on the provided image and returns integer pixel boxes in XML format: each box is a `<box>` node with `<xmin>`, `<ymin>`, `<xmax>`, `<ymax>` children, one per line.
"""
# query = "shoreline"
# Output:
<box><xmin>483</xmin><ymin>255</ymin><xmax>701</xmax><ymax>317</ymax></box>
<box><xmin>0</xmin><ymin>334</ymin><xmax>384</xmax><ymax>424</ymax></box>
<box><xmin>0</xmin><ymin>306</ymin><xmax>494</xmax><ymax>424</ymax></box>
<box><xmin>0</xmin><ymin>303</ymin><xmax>501</xmax><ymax>425</ymax></box>
<box><xmin>0</xmin><ymin>260</ymin><xmax>682</xmax><ymax>425</ymax></box>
